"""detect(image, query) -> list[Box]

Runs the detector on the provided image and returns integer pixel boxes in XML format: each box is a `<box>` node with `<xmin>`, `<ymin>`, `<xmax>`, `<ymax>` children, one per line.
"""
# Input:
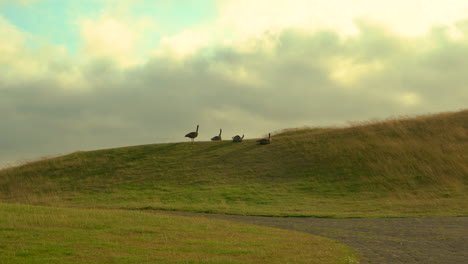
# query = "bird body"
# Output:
<box><xmin>185</xmin><ymin>125</ymin><xmax>199</xmax><ymax>142</ymax></box>
<box><xmin>256</xmin><ymin>133</ymin><xmax>271</xmax><ymax>145</ymax></box>
<box><xmin>232</xmin><ymin>134</ymin><xmax>244</xmax><ymax>142</ymax></box>
<box><xmin>211</xmin><ymin>129</ymin><xmax>222</xmax><ymax>141</ymax></box>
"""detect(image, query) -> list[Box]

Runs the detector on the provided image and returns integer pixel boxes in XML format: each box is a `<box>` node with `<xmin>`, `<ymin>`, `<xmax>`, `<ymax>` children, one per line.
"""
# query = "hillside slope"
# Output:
<box><xmin>1</xmin><ymin>110</ymin><xmax>467</xmax><ymax>217</ymax></box>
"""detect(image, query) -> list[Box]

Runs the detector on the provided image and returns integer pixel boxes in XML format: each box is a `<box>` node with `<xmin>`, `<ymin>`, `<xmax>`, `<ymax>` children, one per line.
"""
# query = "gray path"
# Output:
<box><xmin>157</xmin><ymin>211</ymin><xmax>468</xmax><ymax>264</ymax></box>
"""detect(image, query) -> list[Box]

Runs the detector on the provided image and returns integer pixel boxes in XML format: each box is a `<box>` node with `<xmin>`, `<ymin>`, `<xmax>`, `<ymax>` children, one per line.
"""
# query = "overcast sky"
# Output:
<box><xmin>1</xmin><ymin>0</ymin><xmax>467</xmax><ymax>167</ymax></box>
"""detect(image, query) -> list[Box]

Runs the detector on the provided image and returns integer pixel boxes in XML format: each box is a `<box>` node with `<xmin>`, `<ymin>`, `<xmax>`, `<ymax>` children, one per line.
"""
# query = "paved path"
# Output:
<box><xmin>157</xmin><ymin>211</ymin><xmax>468</xmax><ymax>264</ymax></box>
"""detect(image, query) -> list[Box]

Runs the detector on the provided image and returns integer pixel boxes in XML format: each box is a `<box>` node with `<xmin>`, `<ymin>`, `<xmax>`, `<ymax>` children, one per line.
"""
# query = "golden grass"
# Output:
<box><xmin>275</xmin><ymin>109</ymin><xmax>467</xmax><ymax>190</ymax></box>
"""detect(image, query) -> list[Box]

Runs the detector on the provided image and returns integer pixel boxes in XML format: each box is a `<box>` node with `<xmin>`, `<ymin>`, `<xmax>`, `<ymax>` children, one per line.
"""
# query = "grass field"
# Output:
<box><xmin>0</xmin><ymin>110</ymin><xmax>467</xmax><ymax>263</ymax></box>
<box><xmin>0</xmin><ymin>203</ymin><xmax>358</xmax><ymax>264</ymax></box>
<box><xmin>1</xmin><ymin>110</ymin><xmax>466</xmax><ymax>217</ymax></box>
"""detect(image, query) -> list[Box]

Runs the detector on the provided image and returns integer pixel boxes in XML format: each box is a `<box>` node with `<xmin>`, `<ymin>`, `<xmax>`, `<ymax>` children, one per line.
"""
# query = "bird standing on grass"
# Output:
<box><xmin>256</xmin><ymin>133</ymin><xmax>271</xmax><ymax>145</ymax></box>
<box><xmin>211</xmin><ymin>129</ymin><xmax>222</xmax><ymax>141</ymax></box>
<box><xmin>232</xmin><ymin>134</ymin><xmax>244</xmax><ymax>142</ymax></box>
<box><xmin>185</xmin><ymin>125</ymin><xmax>199</xmax><ymax>142</ymax></box>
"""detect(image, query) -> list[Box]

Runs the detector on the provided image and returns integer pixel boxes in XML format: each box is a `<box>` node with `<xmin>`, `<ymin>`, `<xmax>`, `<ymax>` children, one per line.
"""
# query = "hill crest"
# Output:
<box><xmin>1</xmin><ymin>109</ymin><xmax>467</xmax><ymax>217</ymax></box>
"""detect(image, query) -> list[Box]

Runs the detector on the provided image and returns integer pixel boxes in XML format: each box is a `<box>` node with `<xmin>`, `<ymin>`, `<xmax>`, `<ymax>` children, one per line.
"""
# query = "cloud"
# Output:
<box><xmin>219</xmin><ymin>0</ymin><xmax>468</xmax><ymax>37</ymax></box>
<box><xmin>76</xmin><ymin>4</ymin><xmax>158</xmax><ymax>68</ymax></box>
<box><xmin>156</xmin><ymin>29</ymin><xmax>211</xmax><ymax>58</ymax></box>
<box><xmin>1</xmin><ymin>8</ymin><xmax>468</xmax><ymax>165</ymax></box>
<box><xmin>0</xmin><ymin>16</ymin><xmax>88</xmax><ymax>91</ymax></box>
<box><xmin>81</xmin><ymin>18</ymin><xmax>136</xmax><ymax>57</ymax></box>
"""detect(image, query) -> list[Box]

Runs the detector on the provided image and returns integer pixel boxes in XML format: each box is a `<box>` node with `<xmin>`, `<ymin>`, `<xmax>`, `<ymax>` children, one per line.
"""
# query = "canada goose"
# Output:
<box><xmin>256</xmin><ymin>133</ymin><xmax>271</xmax><ymax>145</ymax></box>
<box><xmin>185</xmin><ymin>125</ymin><xmax>199</xmax><ymax>142</ymax></box>
<box><xmin>211</xmin><ymin>129</ymin><xmax>222</xmax><ymax>141</ymax></box>
<box><xmin>232</xmin><ymin>134</ymin><xmax>244</xmax><ymax>142</ymax></box>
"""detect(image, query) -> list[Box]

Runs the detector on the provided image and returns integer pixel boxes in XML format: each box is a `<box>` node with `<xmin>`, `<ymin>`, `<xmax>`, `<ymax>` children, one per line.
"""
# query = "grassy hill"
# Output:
<box><xmin>1</xmin><ymin>110</ymin><xmax>467</xmax><ymax>217</ymax></box>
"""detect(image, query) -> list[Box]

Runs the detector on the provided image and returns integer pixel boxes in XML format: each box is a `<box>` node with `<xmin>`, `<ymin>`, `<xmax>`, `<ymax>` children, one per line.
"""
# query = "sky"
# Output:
<box><xmin>1</xmin><ymin>0</ymin><xmax>468</xmax><ymax>167</ymax></box>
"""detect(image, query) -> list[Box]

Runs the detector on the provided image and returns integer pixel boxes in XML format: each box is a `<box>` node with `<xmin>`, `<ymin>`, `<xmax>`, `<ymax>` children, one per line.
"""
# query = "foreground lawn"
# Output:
<box><xmin>0</xmin><ymin>203</ymin><xmax>358</xmax><ymax>264</ymax></box>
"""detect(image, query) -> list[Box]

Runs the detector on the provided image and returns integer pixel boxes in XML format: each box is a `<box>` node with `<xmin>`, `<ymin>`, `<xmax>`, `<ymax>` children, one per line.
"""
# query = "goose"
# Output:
<box><xmin>211</xmin><ymin>129</ymin><xmax>222</xmax><ymax>141</ymax></box>
<box><xmin>185</xmin><ymin>125</ymin><xmax>199</xmax><ymax>142</ymax></box>
<box><xmin>232</xmin><ymin>134</ymin><xmax>244</xmax><ymax>142</ymax></box>
<box><xmin>256</xmin><ymin>133</ymin><xmax>271</xmax><ymax>145</ymax></box>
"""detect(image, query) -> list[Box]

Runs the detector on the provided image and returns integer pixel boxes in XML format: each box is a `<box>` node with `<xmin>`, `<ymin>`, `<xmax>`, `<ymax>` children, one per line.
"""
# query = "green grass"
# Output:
<box><xmin>2</xmin><ymin>110</ymin><xmax>466</xmax><ymax>263</ymax></box>
<box><xmin>1</xmin><ymin>110</ymin><xmax>467</xmax><ymax>217</ymax></box>
<box><xmin>0</xmin><ymin>203</ymin><xmax>358</xmax><ymax>264</ymax></box>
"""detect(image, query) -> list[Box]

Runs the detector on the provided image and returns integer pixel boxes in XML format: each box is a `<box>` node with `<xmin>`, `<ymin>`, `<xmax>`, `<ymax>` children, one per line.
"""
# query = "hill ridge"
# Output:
<box><xmin>1</xmin><ymin>109</ymin><xmax>467</xmax><ymax>217</ymax></box>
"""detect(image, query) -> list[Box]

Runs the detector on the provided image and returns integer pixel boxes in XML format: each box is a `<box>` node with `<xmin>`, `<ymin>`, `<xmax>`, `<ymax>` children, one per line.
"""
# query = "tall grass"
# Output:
<box><xmin>0</xmin><ymin>110</ymin><xmax>466</xmax><ymax>217</ymax></box>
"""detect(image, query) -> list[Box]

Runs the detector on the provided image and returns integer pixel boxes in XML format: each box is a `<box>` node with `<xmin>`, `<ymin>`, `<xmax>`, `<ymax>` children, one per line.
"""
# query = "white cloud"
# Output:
<box><xmin>0</xmin><ymin>17</ymin><xmax>52</xmax><ymax>84</ymax></box>
<box><xmin>0</xmin><ymin>16</ymin><xmax>27</xmax><ymax>66</ymax></box>
<box><xmin>156</xmin><ymin>29</ymin><xmax>211</xmax><ymax>58</ymax></box>
<box><xmin>76</xmin><ymin>2</ymin><xmax>158</xmax><ymax>68</ymax></box>
<box><xmin>79</xmin><ymin>17</ymin><xmax>142</xmax><ymax>67</ymax></box>
<box><xmin>218</xmin><ymin>0</ymin><xmax>468</xmax><ymax>37</ymax></box>
<box><xmin>0</xmin><ymin>16</ymin><xmax>89</xmax><ymax>91</ymax></box>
